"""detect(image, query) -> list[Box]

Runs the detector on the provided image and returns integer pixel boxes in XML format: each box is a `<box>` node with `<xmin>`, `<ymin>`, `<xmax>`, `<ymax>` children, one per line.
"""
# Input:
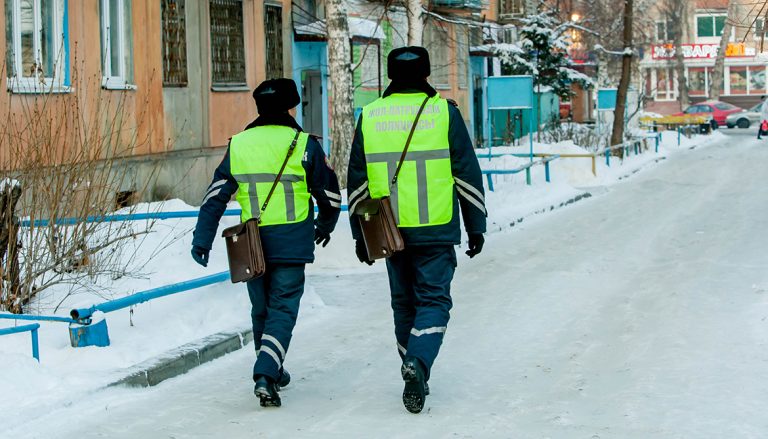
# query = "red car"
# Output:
<box><xmin>674</xmin><ymin>101</ymin><xmax>744</xmax><ymax>129</ymax></box>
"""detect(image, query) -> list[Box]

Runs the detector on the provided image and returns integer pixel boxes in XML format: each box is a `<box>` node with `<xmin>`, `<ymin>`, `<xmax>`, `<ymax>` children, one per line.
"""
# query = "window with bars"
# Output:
<box><xmin>161</xmin><ymin>0</ymin><xmax>187</xmax><ymax>86</ymax></box>
<box><xmin>500</xmin><ymin>0</ymin><xmax>524</xmax><ymax>17</ymax></box>
<box><xmin>210</xmin><ymin>0</ymin><xmax>246</xmax><ymax>86</ymax></box>
<box><xmin>264</xmin><ymin>4</ymin><xmax>283</xmax><ymax>80</ymax></box>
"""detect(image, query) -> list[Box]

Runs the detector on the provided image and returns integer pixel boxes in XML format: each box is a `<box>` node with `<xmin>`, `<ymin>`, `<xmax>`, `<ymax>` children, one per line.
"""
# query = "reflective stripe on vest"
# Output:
<box><xmin>229</xmin><ymin>126</ymin><xmax>310</xmax><ymax>226</ymax></box>
<box><xmin>361</xmin><ymin>93</ymin><xmax>453</xmax><ymax>227</ymax></box>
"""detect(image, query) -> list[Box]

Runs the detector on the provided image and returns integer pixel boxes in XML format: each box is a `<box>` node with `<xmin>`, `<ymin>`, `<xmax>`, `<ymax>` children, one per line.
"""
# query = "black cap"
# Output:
<box><xmin>252</xmin><ymin>78</ymin><xmax>301</xmax><ymax>115</ymax></box>
<box><xmin>387</xmin><ymin>46</ymin><xmax>431</xmax><ymax>81</ymax></box>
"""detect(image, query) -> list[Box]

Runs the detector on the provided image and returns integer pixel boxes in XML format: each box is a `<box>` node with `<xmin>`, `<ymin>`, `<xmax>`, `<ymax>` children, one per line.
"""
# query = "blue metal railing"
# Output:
<box><xmin>482</xmin><ymin>155</ymin><xmax>560</xmax><ymax>191</ymax></box>
<box><xmin>0</xmin><ymin>323</ymin><xmax>40</xmax><ymax>361</ymax></box>
<box><xmin>71</xmin><ymin>271</ymin><xmax>230</xmax><ymax>321</ymax></box>
<box><xmin>20</xmin><ymin>206</ymin><xmax>348</xmax><ymax>228</ymax></box>
<box><xmin>0</xmin><ymin>313</ymin><xmax>77</xmax><ymax>324</ymax></box>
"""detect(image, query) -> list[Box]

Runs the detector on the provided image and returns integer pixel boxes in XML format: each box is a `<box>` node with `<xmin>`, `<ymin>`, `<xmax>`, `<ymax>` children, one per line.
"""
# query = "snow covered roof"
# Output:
<box><xmin>295</xmin><ymin>17</ymin><xmax>387</xmax><ymax>40</ymax></box>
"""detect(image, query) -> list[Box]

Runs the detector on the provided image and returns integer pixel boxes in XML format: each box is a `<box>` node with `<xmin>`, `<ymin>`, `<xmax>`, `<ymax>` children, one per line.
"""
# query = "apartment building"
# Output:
<box><xmin>640</xmin><ymin>0</ymin><xmax>768</xmax><ymax>113</ymax></box>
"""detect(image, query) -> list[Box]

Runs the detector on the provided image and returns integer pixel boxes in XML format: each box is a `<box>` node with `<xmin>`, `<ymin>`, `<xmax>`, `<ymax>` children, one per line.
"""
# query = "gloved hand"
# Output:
<box><xmin>314</xmin><ymin>227</ymin><xmax>331</xmax><ymax>247</ymax></box>
<box><xmin>465</xmin><ymin>233</ymin><xmax>484</xmax><ymax>258</ymax></box>
<box><xmin>191</xmin><ymin>245</ymin><xmax>210</xmax><ymax>267</ymax></box>
<box><xmin>355</xmin><ymin>240</ymin><xmax>374</xmax><ymax>266</ymax></box>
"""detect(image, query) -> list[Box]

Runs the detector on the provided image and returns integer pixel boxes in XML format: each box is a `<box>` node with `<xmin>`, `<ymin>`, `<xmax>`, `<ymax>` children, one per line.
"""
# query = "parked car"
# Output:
<box><xmin>725</xmin><ymin>103</ymin><xmax>763</xmax><ymax>129</ymax></box>
<box><xmin>673</xmin><ymin>101</ymin><xmax>744</xmax><ymax>129</ymax></box>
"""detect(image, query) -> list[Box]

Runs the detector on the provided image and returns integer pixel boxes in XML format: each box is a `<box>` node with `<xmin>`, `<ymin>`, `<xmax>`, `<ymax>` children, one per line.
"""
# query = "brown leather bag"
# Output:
<box><xmin>221</xmin><ymin>130</ymin><xmax>300</xmax><ymax>283</ymax></box>
<box><xmin>357</xmin><ymin>197</ymin><xmax>405</xmax><ymax>260</ymax></box>
<box><xmin>357</xmin><ymin>96</ymin><xmax>430</xmax><ymax>260</ymax></box>
<box><xmin>222</xmin><ymin>219</ymin><xmax>265</xmax><ymax>282</ymax></box>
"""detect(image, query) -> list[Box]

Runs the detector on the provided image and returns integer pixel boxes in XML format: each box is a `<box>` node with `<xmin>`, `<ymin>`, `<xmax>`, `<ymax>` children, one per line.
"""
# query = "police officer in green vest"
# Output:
<box><xmin>347</xmin><ymin>47</ymin><xmax>487</xmax><ymax>413</ymax></box>
<box><xmin>192</xmin><ymin>78</ymin><xmax>341</xmax><ymax>408</ymax></box>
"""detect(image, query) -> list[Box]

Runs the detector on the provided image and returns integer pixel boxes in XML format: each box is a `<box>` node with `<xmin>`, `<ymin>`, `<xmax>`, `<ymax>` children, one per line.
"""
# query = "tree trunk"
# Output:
<box><xmin>610</xmin><ymin>0</ymin><xmax>633</xmax><ymax>153</ymax></box>
<box><xmin>0</xmin><ymin>183</ymin><xmax>23</xmax><ymax>313</ymax></box>
<box><xmin>407</xmin><ymin>0</ymin><xmax>423</xmax><ymax>46</ymax></box>
<box><xmin>710</xmin><ymin>0</ymin><xmax>736</xmax><ymax>100</ymax></box>
<box><xmin>674</xmin><ymin>27</ymin><xmax>690</xmax><ymax>109</ymax></box>
<box><xmin>325</xmin><ymin>0</ymin><xmax>355</xmax><ymax>188</ymax></box>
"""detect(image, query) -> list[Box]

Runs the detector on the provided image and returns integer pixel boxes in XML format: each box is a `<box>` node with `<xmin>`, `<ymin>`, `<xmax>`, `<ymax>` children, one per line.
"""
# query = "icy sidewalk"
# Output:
<box><xmin>0</xmin><ymin>131</ymin><xmax>719</xmax><ymax>429</ymax></box>
<box><xmin>11</xmin><ymin>131</ymin><xmax>768</xmax><ymax>439</ymax></box>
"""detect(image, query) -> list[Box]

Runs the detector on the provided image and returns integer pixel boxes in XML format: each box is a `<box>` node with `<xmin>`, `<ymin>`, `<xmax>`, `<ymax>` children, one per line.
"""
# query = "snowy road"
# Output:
<box><xmin>17</xmin><ymin>135</ymin><xmax>768</xmax><ymax>438</ymax></box>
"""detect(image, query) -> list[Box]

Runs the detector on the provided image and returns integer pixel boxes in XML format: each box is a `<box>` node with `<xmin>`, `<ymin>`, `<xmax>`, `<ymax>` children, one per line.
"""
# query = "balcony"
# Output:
<box><xmin>431</xmin><ymin>0</ymin><xmax>485</xmax><ymax>11</ymax></box>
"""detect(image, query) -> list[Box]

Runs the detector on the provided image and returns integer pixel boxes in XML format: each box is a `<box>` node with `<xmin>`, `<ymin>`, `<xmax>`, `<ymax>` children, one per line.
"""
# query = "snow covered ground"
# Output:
<box><xmin>4</xmin><ymin>130</ymin><xmax>758</xmax><ymax>438</ymax></box>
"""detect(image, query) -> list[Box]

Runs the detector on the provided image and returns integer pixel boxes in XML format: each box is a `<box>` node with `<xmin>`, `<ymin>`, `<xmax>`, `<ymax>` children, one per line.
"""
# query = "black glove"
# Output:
<box><xmin>191</xmin><ymin>245</ymin><xmax>210</xmax><ymax>267</ymax></box>
<box><xmin>355</xmin><ymin>240</ymin><xmax>374</xmax><ymax>266</ymax></box>
<box><xmin>465</xmin><ymin>234</ymin><xmax>484</xmax><ymax>258</ymax></box>
<box><xmin>314</xmin><ymin>227</ymin><xmax>331</xmax><ymax>247</ymax></box>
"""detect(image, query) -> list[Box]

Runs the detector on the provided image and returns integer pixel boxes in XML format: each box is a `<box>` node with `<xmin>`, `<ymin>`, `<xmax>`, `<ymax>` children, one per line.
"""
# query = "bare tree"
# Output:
<box><xmin>407</xmin><ymin>0</ymin><xmax>423</xmax><ymax>45</ymax></box>
<box><xmin>325</xmin><ymin>0</ymin><xmax>356</xmax><ymax>188</ymax></box>
<box><xmin>710</xmin><ymin>0</ymin><xmax>737</xmax><ymax>100</ymax></box>
<box><xmin>610</xmin><ymin>0</ymin><xmax>634</xmax><ymax>150</ymax></box>
<box><xmin>0</xmin><ymin>58</ymin><xmax>167</xmax><ymax>313</ymax></box>
<box><xmin>660</xmin><ymin>0</ymin><xmax>690</xmax><ymax>109</ymax></box>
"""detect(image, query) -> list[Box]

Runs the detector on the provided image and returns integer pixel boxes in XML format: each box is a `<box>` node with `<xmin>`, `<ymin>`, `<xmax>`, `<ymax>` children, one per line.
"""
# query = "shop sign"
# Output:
<box><xmin>651</xmin><ymin>43</ymin><xmax>756</xmax><ymax>60</ymax></box>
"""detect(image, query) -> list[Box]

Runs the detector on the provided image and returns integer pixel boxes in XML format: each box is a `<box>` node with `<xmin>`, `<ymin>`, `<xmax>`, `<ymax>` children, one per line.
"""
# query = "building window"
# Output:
<box><xmin>729</xmin><ymin>66</ymin><xmax>747</xmax><ymax>95</ymax></box>
<box><xmin>161</xmin><ymin>0</ymin><xmax>187</xmax><ymax>87</ymax></box>
<box><xmin>5</xmin><ymin>0</ymin><xmax>69</xmax><ymax>92</ymax></box>
<box><xmin>749</xmin><ymin>66</ymin><xmax>766</xmax><ymax>94</ymax></box>
<box><xmin>688</xmin><ymin>67</ymin><xmax>707</xmax><ymax>96</ymax></box>
<box><xmin>425</xmin><ymin>21</ymin><xmax>450</xmax><ymax>89</ymax></box>
<box><xmin>656</xmin><ymin>20</ymin><xmax>676</xmax><ymax>42</ymax></box>
<box><xmin>696</xmin><ymin>14</ymin><xmax>727</xmax><ymax>39</ymax></box>
<box><xmin>755</xmin><ymin>19</ymin><xmax>765</xmax><ymax>40</ymax></box>
<box><xmin>210</xmin><ymin>0</ymin><xmax>246</xmax><ymax>87</ymax></box>
<box><xmin>499</xmin><ymin>0</ymin><xmax>524</xmax><ymax>17</ymax></box>
<box><xmin>264</xmin><ymin>3</ymin><xmax>283</xmax><ymax>80</ymax></box>
<box><xmin>100</xmin><ymin>0</ymin><xmax>134</xmax><ymax>89</ymax></box>
<box><xmin>353</xmin><ymin>43</ymin><xmax>379</xmax><ymax>89</ymax></box>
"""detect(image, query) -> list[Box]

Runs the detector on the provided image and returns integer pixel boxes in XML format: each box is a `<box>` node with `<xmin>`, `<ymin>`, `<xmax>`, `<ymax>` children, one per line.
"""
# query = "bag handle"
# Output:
<box><xmin>390</xmin><ymin>95</ymin><xmax>431</xmax><ymax>188</ymax></box>
<box><xmin>258</xmin><ymin>130</ymin><xmax>301</xmax><ymax>223</ymax></box>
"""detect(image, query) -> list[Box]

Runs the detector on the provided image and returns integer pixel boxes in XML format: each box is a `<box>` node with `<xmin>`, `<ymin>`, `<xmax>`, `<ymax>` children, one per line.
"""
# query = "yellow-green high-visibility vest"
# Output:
<box><xmin>229</xmin><ymin>126</ymin><xmax>310</xmax><ymax>226</ymax></box>
<box><xmin>361</xmin><ymin>92</ymin><xmax>453</xmax><ymax>227</ymax></box>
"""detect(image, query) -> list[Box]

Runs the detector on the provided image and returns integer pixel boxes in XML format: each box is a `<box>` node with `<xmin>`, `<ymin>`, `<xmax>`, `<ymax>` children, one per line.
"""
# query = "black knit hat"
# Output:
<box><xmin>387</xmin><ymin>46</ymin><xmax>431</xmax><ymax>81</ymax></box>
<box><xmin>253</xmin><ymin>78</ymin><xmax>301</xmax><ymax>115</ymax></box>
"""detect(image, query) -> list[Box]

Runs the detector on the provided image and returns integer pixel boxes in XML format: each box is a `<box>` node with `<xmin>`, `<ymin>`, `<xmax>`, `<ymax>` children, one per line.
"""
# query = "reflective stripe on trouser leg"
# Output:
<box><xmin>403</xmin><ymin>246</ymin><xmax>456</xmax><ymax>379</ymax></box>
<box><xmin>386</xmin><ymin>251</ymin><xmax>416</xmax><ymax>360</ymax></box>
<box><xmin>247</xmin><ymin>276</ymin><xmax>269</xmax><ymax>352</ymax></box>
<box><xmin>252</xmin><ymin>263</ymin><xmax>306</xmax><ymax>381</ymax></box>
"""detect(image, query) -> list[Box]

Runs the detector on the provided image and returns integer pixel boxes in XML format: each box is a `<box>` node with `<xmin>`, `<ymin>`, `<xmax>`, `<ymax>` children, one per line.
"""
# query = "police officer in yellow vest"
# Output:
<box><xmin>347</xmin><ymin>47</ymin><xmax>487</xmax><ymax>413</ymax></box>
<box><xmin>192</xmin><ymin>78</ymin><xmax>341</xmax><ymax>407</ymax></box>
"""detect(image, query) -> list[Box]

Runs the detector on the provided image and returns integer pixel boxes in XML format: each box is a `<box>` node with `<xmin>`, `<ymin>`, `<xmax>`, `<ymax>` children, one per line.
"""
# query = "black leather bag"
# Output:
<box><xmin>221</xmin><ymin>131</ymin><xmax>300</xmax><ymax>283</ymax></box>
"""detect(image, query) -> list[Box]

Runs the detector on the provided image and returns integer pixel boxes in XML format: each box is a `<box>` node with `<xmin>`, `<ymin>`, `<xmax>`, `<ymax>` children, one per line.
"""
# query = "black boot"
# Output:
<box><xmin>401</xmin><ymin>357</ymin><xmax>427</xmax><ymax>414</ymax></box>
<box><xmin>278</xmin><ymin>369</ymin><xmax>291</xmax><ymax>389</ymax></box>
<box><xmin>254</xmin><ymin>376</ymin><xmax>282</xmax><ymax>407</ymax></box>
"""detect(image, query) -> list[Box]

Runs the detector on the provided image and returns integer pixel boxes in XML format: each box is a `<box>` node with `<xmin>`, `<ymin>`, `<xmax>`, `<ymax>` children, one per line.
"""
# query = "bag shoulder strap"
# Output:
<box><xmin>390</xmin><ymin>95</ymin><xmax>431</xmax><ymax>188</ymax></box>
<box><xmin>259</xmin><ymin>130</ymin><xmax>301</xmax><ymax>222</ymax></box>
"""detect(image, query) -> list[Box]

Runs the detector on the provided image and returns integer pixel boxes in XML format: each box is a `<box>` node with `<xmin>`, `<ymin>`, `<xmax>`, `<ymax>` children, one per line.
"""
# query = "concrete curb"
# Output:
<box><xmin>110</xmin><ymin>327</ymin><xmax>254</xmax><ymax>388</ymax></box>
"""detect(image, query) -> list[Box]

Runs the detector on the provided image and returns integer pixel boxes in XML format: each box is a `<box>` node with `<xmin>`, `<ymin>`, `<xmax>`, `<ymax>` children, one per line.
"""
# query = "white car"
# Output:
<box><xmin>725</xmin><ymin>103</ymin><xmax>762</xmax><ymax>129</ymax></box>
